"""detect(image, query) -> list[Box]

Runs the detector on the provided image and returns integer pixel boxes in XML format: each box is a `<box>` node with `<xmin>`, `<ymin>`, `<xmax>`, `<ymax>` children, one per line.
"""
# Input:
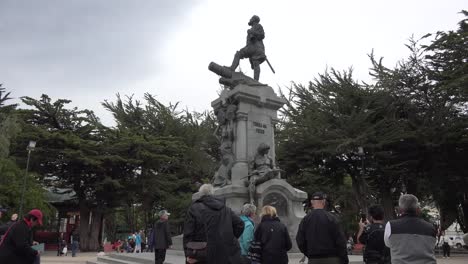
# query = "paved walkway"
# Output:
<box><xmin>41</xmin><ymin>251</ymin><xmax>96</xmax><ymax>264</ymax></box>
<box><xmin>40</xmin><ymin>250</ymin><xmax>468</xmax><ymax>264</ymax></box>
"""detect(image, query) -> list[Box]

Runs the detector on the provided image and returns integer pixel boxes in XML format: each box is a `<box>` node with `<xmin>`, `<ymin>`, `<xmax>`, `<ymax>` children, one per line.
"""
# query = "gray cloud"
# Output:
<box><xmin>1</xmin><ymin>0</ymin><xmax>465</xmax><ymax>126</ymax></box>
<box><xmin>0</xmin><ymin>0</ymin><xmax>197</xmax><ymax>122</ymax></box>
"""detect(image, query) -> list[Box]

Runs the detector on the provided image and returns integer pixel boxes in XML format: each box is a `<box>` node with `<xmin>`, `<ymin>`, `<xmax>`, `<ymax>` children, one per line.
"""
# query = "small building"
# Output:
<box><xmin>34</xmin><ymin>188</ymin><xmax>79</xmax><ymax>251</ymax></box>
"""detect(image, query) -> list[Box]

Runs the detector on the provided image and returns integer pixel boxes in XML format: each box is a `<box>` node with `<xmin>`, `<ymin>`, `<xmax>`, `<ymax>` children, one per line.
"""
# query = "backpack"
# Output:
<box><xmin>364</xmin><ymin>225</ymin><xmax>390</xmax><ymax>264</ymax></box>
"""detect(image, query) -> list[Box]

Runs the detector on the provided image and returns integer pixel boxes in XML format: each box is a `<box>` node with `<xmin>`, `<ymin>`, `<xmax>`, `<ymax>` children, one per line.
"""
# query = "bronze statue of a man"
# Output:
<box><xmin>230</xmin><ymin>15</ymin><xmax>266</xmax><ymax>81</ymax></box>
<box><xmin>248</xmin><ymin>143</ymin><xmax>281</xmax><ymax>204</ymax></box>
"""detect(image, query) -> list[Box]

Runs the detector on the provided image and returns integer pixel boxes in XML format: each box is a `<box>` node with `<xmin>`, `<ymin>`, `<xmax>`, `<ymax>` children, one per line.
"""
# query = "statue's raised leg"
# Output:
<box><xmin>253</xmin><ymin>61</ymin><xmax>261</xmax><ymax>81</ymax></box>
<box><xmin>230</xmin><ymin>51</ymin><xmax>241</xmax><ymax>71</ymax></box>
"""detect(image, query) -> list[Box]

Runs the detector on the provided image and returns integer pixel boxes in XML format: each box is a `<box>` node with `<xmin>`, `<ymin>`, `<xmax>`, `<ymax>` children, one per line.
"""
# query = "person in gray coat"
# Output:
<box><xmin>384</xmin><ymin>194</ymin><xmax>437</xmax><ymax>264</ymax></box>
<box><xmin>153</xmin><ymin>210</ymin><xmax>172</xmax><ymax>264</ymax></box>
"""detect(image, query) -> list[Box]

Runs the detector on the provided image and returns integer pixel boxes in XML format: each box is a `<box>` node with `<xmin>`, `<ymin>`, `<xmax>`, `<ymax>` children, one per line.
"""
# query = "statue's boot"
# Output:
<box><xmin>230</xmin><ymin>51</ymin><xmax>241</xmax><ymax>71</ymax></box>
<box><xmin>253</xmin><ymin>65</ymin><xmax>260</xmax><ymax>81</ymax></box>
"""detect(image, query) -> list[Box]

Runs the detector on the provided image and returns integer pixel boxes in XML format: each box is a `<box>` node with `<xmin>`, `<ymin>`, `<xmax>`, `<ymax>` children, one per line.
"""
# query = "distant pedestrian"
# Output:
<box><xmin>357</xmin><ymin>205</ymin><xmax>390</xmax><ymax>264</ymax></box>
<box><xmin>61</xmin><ymin>240</ymin><xmax>68</xmax><ymax>256</ymax></box>
<box><xmin>296</xmin><ymin>191</ymin><xmax>349</xmax><ymax>264</ymax></box>
<box><xmin>441</xmin><ymin>236</ymin><xmax>450</xmax><ymax>258</ymax></box>
<box><xmin>154</xmin><ymin>210</ymin><xmax>172</xmax><ymax>264</ymax></box>
<box><xmin>183</xmin><ymin>184</ymin><xmax>244</xmax><ymax>264</ymax></box>
<box><xmin>127</xmin><ymin>234</ymin><xmax>135</xmax><ymax>253</ymax></box>
<box><xmin>239</xmin><ymin>203</ymin><xmax>256</xmax><ymax>264</ymax></box>
<box><xmin>0</xmin><ymin>212</ymin><xmax>19</xmax><ymax>240</ymax></box>
<box><xmin>140</xmin><ymin>230</ymin><xmax>146</xmax><ymax>252</ymax></box>
<box><xmin>134</xmin><ymin>231</ymin><xmax>142</xmax><ymax>253</ymax></box>
<box><xmin>253</xmin><ymin>205</ymin><xmax>292</xmax><ymax>264</ymax></box>
<box><xmin>384</xmin><ymin>194</ymin><xmax>436</xmax><ymax>264</ymax></box>
<box><xmin>71</xmin><ymin>229</ymin><xmax>80</xmax><ymax>257</ymax></box>
<box><xmin>147</xmin><ymin>227</ymin><xmax>155</xmax><ymax>252</ymax></box>
<box><xmin>0</xmin><ymin>209</ymin><xmax>43</xmax><ymax>264</ymax></box>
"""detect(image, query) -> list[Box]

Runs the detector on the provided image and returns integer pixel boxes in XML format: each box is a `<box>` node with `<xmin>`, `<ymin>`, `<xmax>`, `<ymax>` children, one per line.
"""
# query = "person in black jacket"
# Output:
<box><xmin>254</xmin><ymin>205</ymin><xmax>292</xmax><ymax>264</ymax></box>
<box><xmin>183</xmin><ymin>184</ymin><xmax>244</xmax><ymax>264</ymax></box>
<box><xmin>296</xmin><ymin>192</ymin><xmax>349</xmax><ymax>264</ymax></box>
<box><xmin>357</xmin><ymin>205</ymin><xmax>390</xmax><ymax>264</ymax></box>
<box><xmin>153</xmin><ymin>210</ymin><xmax>172</xmax><ymax>264</ymax></box>
<box><xmin>0</xmin><ymin>209</ymin><xmax>43</xmax><ymax>264</ymax></box>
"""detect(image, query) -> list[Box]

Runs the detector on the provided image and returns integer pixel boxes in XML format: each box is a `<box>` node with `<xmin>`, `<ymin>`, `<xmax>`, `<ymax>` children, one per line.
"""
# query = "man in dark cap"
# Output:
<box><xmin>153</xmin><ymin>210</ymin><xmax>172</xmax><ymax>264</ymax></box>
<box><xmin>0</xmin><ymin>209</ymin><xmax>43</xmax><ymax>264</ymax></box>
<box><xmin>296</xmin><ymin>192</ymin><xmax>349</xmax><ymax>264</ymax></box>
<box><xmin>230</xmin><ymin>15</ymin><xmax>266</xmax><ymax>81</ymax></box>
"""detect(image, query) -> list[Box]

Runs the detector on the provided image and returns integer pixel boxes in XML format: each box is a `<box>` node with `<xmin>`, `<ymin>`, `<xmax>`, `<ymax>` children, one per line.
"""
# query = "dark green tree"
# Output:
<box><xmin>10</xmin><ymin>95</ymin><xmax>112</xmax><ymax>250</ymax></box>
<box><xmin>0</xmin><ymin>86</ymin><xmax>49</xmax><ymax>222</ymax></box>
<box><xmin>102</xmin><ymin>93</ymin><xmax>217</xmax><ymax>233</ymax></box>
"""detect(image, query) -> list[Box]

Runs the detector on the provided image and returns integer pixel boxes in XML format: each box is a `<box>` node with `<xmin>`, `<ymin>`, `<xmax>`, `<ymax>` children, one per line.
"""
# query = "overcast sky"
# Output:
<box><xmin>1</xmin><ymin>0</ymin><xmax>465</xmax><ymax>125</ymax></box>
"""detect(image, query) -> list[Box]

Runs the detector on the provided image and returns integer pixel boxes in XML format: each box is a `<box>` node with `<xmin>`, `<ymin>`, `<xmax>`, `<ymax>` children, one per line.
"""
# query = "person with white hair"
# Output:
<box><xmin>384</xmin><ymin>194</ymin><xmax>437</xmax><ymax>264</ymax></box>
<box><xmin>239</xmin><ymin>203</ymin><xmax>256</xmax><ymax>264</ymax></box>
<box><xmin>183</xmin><ymin>184</ymin><xmax>244</xmax><ymax>264</ymax></box>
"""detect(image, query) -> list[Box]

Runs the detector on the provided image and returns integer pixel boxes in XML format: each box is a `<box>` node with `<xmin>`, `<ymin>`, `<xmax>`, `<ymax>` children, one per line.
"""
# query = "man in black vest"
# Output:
<box><xmin>384</xmin><ymin>194</ymin><xmax>436</xmax><ymax>264</ymax></box>
<box><xmin>357</xmin><ymin>205</ymin><xmax>390</xmax><ymax>264</ymax></box>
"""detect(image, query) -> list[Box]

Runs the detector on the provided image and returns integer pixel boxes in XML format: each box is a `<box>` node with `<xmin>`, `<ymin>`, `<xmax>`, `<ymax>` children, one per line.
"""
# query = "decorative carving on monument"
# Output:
<box><xmin>263</xmin><ymin>192</ymin><xmax>288</xmax><ymax>216</ymax></box>
<box><xmin>212</xmin><ymin>101</ymin><xmax>238</xmax><ymax>187</ymax></box>
<box><xmin>247</xmin><ymin>143</ymin><xmax>282</xmax><ymax>204</ymax></box>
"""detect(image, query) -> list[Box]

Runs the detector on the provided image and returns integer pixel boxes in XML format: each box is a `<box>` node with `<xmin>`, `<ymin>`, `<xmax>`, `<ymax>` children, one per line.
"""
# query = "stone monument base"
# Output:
<box><xmin>192</xmin><ymin>179</ymin><xmax>307</xmax><ymax>252</ymax></box>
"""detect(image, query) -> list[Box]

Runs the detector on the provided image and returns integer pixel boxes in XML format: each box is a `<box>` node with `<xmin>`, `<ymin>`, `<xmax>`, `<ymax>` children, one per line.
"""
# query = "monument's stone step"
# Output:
<box><xmin>93</xmin><ymin>256</ymin><xmax>135</xmax><ymax>264</ymax></box>
<box><xmin>105</xmin><ymin>253</ymin><xmax>154</xmax><ymax>264</ymax></box>
<box><xmin>86</xmin><ymin>254</ymin><xmax>155</xmax><ymax>264</ymax></box>
<box><xmin>86</xmin><ymin>251</ymin><xmax>364</xmax><ymax>264</ymax></box>
<box><xmin>86</xmin><ymin>252</ymin><xmax>181</xmax><ymax>264</ymax></box>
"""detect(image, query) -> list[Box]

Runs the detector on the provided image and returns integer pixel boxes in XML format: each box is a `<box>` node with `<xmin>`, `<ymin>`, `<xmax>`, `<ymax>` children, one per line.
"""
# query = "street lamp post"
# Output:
<box><xmin>19</xmin><ymin>140</ymin><xmax>36</xmax><ymax>216</ymax></box>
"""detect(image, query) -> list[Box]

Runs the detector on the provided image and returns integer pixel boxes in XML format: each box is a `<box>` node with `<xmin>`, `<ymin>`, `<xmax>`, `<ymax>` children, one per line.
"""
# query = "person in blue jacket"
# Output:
<box><xmin>239</xmin><ymin>203</ymin><xmax>256</xmax><ymax>264</ymax></box>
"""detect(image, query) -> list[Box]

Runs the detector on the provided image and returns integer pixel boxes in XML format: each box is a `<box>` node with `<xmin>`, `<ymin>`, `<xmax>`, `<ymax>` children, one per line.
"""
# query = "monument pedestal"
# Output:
<box><xmin>212</xmin><ymin>83</ymin><xmax>286</xmax><ymax>182</ymax></box>
<box><xmin>192</xmin><ymin>179</ymin><xmax>307</xmax><ymax>252</ymax></box>
<box><xmin>194</xmin><ymin>80</ymin><xmax>308</xmax><ymax>252</ymax></box>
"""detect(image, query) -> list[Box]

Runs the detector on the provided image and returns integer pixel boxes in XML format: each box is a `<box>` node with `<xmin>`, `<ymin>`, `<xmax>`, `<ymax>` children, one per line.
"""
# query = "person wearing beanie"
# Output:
<box><xmin>0</xmin><ymin>209</ymin><xmax>43</xmax><ymax>264</ymax></box>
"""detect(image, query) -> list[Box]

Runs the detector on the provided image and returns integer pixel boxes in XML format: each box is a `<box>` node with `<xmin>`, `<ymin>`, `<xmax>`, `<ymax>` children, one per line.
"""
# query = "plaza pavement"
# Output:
<box><xmin>41</xmin><ymin>250</ymin><xmax>468</xmax><ymax>264</ymax></box>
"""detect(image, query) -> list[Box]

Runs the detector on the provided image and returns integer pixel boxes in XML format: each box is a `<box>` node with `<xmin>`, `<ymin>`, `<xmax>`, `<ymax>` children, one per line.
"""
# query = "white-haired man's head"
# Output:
<box><xmin>199</xmin><ymin>184</ymin><xmax>214</xmax><ymax>196</ymax></box>
<box><xmin>242</xmin><ymin>203</ymin><xmax>257</xmax><ymax>217</ymax></box>
<box><xmin>399</xmin><ymin>194</ymin><xmax>420</xmax><ymax>214</ymax></box>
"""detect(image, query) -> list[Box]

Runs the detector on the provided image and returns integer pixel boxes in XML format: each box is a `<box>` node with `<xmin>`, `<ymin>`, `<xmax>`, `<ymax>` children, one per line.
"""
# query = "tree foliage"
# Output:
<box><xmin>0</xmin><ymin>86</ymin><xmax>50</xmax><ymax>223</ymax></box>
<box><xmin>278</xmin><ymin>12</ymin><xmax>468</xmax><ymax>234</ymax></box>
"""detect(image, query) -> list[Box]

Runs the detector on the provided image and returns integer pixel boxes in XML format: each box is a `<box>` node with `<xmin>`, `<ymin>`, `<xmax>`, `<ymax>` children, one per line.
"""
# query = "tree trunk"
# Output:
<box><xmin>348</xmin><ymin>169</ymin><xmax>369</xmax><ymax>213</ymax></box>
<box><xmin>381</xmin><ymin>187</ymin><xmax>395</xmax><ymax>220</ymax></box>
<box><xmin>460</xmin><ymin>195</ymin><xmax>468</xmax><ymax>233</ymax></box>
<box><xmin>79</xmin><ymin>201</ymin><xmax>103</xmax><ymax>251</ymax></box>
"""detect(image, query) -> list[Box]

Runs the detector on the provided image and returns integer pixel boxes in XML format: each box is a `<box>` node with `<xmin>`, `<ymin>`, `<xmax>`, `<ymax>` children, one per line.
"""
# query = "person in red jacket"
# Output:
<box><xmin>0</xmin><ymin>209</ymin><xmax>43</xmax><ymax>264</ymax></box>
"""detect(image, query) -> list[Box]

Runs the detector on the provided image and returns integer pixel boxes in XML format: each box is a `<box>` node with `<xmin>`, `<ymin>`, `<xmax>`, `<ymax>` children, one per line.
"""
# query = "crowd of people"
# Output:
<box><xmin>181</xmin><ymin>184</ymin><xmax>439</xmax><ymax>264</ymax></box>
<box><xmin>0</xmin><ymin>185</ymin><xmax>455</xmax><ymax>264</ymax></box>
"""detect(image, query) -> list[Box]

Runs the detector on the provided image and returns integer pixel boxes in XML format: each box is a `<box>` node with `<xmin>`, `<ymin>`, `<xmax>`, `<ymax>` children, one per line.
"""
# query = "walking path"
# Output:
<box><xmin>41</xmin><ymin>250</ymin><xmax>468</xmax><ymax>264</ymax></box>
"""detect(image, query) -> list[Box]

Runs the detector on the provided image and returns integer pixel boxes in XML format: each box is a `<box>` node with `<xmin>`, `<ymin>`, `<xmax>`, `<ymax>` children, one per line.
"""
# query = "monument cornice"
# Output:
<box><xmin>211</xmin><ymin>84</ymin><xmax>286</xmax><ymax>111</ymax></box>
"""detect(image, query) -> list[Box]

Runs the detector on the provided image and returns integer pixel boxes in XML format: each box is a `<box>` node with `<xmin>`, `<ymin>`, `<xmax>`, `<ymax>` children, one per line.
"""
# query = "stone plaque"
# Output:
<box><xmin>247</xmin><ymin>112</ymin><xmax>273</xmax><ymax>161</ymax></box>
